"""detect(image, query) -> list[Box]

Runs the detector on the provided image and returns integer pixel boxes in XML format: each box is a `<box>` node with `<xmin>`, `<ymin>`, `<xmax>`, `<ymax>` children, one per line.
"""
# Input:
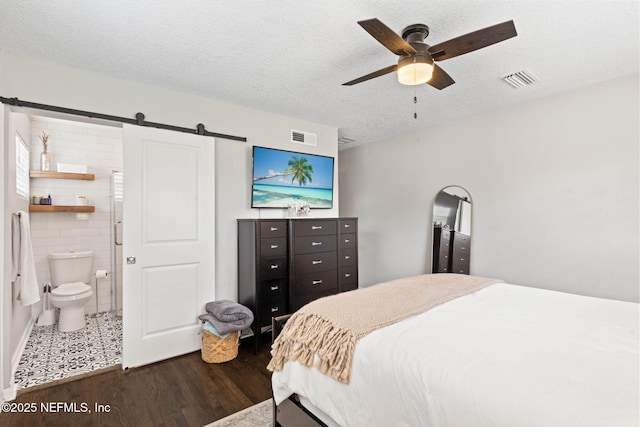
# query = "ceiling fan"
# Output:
<box><xmin>343</xmin><ymin>18</ymin><xmax>517</xmax><ymax>89</ymax></box>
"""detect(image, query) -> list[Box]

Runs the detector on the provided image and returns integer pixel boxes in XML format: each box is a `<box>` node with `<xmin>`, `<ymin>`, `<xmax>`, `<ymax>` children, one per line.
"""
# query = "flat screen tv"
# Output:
<box><xmin>251</xmin><ymin>146</ymin><xmax>334</xmax><ymax>209</ymax></box>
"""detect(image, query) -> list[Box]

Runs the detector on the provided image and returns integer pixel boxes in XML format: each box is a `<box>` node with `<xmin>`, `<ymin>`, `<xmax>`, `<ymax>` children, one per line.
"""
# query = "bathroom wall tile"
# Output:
<box><xmin>30</xmin><ymin>118</ymin><xmax>123</xmax><ymax>312</ymax></box>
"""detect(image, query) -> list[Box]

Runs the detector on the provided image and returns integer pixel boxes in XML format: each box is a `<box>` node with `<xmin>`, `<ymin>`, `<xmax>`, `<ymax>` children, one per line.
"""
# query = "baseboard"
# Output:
<box><xmin>11</xmin><ymin>316</ymin><xmax>35</xmax><ymax>380</ymax></box>
<box><xmin>2</xmin><ymin>383</ymin><xmax>17</xmax><ymax>402</ymax></box>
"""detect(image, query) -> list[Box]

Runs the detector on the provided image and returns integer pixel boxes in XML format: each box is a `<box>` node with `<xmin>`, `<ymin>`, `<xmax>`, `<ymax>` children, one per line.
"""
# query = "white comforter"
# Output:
<box><xmin>272</xmin><ymin>283</ymin><xmax>639</xmax><ymax>427</ymax></box>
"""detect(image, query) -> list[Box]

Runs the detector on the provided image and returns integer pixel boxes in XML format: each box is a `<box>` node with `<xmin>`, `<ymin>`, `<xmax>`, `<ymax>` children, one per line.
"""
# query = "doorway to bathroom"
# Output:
<box><xmin>5</xmin><ymin>108</ymin><xmax>216</xmax><ymax>395</ymax></box>
<box><xmin>10</xmin><ymin>113</ymin><xmax>125</xmax><ymax>390</ymax></box>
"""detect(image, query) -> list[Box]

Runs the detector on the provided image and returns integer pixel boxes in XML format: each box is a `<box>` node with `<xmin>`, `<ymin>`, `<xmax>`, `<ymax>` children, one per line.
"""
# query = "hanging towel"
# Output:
<box><xmin>13</xmin><ymin>211</ymin><xmax>40</xmax><ymax>306</ymax></box>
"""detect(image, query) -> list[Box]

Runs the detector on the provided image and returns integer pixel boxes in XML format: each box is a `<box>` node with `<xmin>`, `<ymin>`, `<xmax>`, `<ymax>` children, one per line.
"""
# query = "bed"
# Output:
<box><xmin>269</xmin><ymin>274</ymin><xmax>639</xmax><ymax>427</ymax></box>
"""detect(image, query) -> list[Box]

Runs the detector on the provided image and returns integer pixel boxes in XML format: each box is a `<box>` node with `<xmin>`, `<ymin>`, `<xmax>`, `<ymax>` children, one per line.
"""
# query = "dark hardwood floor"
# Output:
<box><xmin>1</xmin><ymin>337</ymin><xmax>272</xmax><ymax>427</ymax></box>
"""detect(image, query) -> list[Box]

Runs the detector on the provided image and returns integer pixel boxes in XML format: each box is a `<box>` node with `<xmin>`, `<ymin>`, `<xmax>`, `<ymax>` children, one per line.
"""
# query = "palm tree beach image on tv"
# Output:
<box><xmin>252</xmin><ymin>146</ymin><xmax>334</xmax><ymax>208</ymax></box>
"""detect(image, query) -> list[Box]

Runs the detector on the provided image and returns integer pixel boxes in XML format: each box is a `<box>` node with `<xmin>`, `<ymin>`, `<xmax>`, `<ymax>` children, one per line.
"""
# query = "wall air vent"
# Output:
<box><xmin>291</xmin><ymin>129</ymin><xmax>317</xmax><ymax>147</ymax></box>
<box><xmin>502</xmin><ymin>69</ymin><xmax>539</xmax><ymax>89</ymax></box>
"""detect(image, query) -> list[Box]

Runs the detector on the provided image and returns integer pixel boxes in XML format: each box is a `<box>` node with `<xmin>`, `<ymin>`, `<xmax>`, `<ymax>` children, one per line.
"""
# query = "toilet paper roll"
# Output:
<box><xmin>95</xmin><ymin>270</ymin><xmax>109</xmax><ymax>279</ymax></box>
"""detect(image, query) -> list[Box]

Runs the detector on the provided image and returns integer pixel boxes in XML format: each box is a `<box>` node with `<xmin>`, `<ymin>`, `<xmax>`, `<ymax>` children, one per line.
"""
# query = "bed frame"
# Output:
<box><xmin>271</xmin><ymin>314</ymin><xmax>328</xmax><ymax>427</ymax></box>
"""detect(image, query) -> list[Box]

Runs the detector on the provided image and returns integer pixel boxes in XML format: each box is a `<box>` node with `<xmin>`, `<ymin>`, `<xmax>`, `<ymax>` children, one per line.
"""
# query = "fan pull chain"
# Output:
<box><xmin>414</xmin><ymin>93</ymin><xmax>418</xmax><ymax>119</ymax></box>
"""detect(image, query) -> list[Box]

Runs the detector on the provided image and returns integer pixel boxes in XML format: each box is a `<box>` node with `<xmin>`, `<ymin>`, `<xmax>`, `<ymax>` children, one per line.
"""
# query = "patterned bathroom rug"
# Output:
<box><xmin>14</xmin><ymin>311</ymin><xmax>122</xmax><ymax>390</ymax></box>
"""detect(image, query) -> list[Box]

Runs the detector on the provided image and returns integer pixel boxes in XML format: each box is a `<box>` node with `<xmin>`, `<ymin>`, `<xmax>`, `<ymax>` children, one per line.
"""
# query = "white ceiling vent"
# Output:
<box><xmin>502</xmin><ymin>69</ymin><xmax>539</xmax><ymax>89</ymax></box>
<box><xmin>291</xmin><ymin>129</ymin><xmax>317</xmax><ymax>147</ymax></box>
<box><xmin>338</xmin><ymin>136</ymin><xmax>356</xmax><ymax>145</ymax></box>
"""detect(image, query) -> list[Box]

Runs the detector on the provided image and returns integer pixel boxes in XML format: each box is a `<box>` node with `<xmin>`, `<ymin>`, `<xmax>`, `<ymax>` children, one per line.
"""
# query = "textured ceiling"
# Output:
<box><xmin>0</xmin><ymin>1</ymin><xmax>638</xmax><ymax>148</ymax></box>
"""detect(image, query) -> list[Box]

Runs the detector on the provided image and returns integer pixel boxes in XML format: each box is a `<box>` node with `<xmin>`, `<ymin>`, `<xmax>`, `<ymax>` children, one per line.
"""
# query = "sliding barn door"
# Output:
<box><xmin>122</xmin><ymin>124</ymin><xmax>215</xmax><ymax>369</ymax></box>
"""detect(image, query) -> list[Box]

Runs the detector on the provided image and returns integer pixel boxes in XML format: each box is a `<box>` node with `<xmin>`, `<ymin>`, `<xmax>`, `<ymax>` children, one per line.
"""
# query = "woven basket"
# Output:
<box><xmin>201</xmin><ymin>329</ymin><xmax>239</xmax><ymax>363</ymax></box>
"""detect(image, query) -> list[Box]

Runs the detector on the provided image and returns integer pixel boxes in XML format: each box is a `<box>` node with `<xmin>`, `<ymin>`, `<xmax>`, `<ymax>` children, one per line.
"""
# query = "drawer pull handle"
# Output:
<box><xmin>270</xmin><ymin>227</ymin><xmax>278</xmax><ymax>231</ymax></box>
<box><xmin>271</xmin><ymin>307</ymin><xmax>279</xmax><ymax>312</ymax></box>
<box><xmin>344</xmin><ymin>255</ymin><xmax>351</xmax><ymax>260</ymax></box>
<box><xmin>270</xmin><ymin>264</ymin><xmax>279</xmax><ymax>269</ymax></box>
<box><xmin>344</xmin><ymin>239</ymin><xmax>351</xmax><ymax>243</ymax></box>
<box><xmin>311</xmin><ymin>225</ymin><xmax>323</xmax><ymax>230</ymax></box>
<box><xmin>270</xmin><ymin>285</ymin><xmax>279</xmax><ymax>291</ymax></box>
<box><xmin>345</xmin><ymin>273</ymin><xmax>351</xmax><ymax>278</ymax></box>
<box><xmin>344</xmin><ymin>224</ymin><xmax>351</xmax><ymax>228</ymax></box>
<box><xmin>460</xmin><ymin>258</ymin><xmax>465</xmax><ymax>261</ymax></box>
<box><xmin>312</xmin><ymin>280</ymin><xmax>323</xmax><ymax>285</ymax></box>
<box><xmin>311</xmin><ymin>241</ymin><xmax>322</xmax><ymax>246</ymax></box>
<box><xmin>270</xmin><ymin>244</ymin><xmax>279</xmax><ymax>249</ymax></box>
<box><xmin>312</xmin><ymin>260</ymin><xmax>323</xmax><ymax>265</ymax></box>
<box><xmin>461</xmin><ymin>247</ymin><xmax>466</xmax><ymax>250</ymax></box>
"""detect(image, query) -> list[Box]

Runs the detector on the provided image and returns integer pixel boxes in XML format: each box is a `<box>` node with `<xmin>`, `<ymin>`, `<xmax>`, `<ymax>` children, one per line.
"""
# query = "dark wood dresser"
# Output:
<box><xmin>432</xmin><ymin>227</ymin><xmax>470</xmax><ymax>274</ymax></box>
<box><xmin>450</xmin><ymin>232</ymin><xmax>470</xmax><ymax>274</ymax></box>
<box><xmin>432</xmin><ymin>226</ymin><xmax>452</xmax><ymax>273</ymax></box>
<box><xmin>238</xmin><ymin>217</ymin><xmax>358</xmax><ymax>350</ymax></box>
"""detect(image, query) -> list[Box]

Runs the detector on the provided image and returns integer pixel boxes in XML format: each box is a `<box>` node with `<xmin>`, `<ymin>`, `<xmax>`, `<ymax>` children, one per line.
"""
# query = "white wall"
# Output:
<box><xmin>0</xmin><ymin>52</ymin><xmax>339</xmax><ymax>394</ymax></box>
<box><xmin>0</xmin><ymin>52</ymin><xmax>338</xmax><ymax>299</ymax></box>
<box><xmin>339</xmin><ymin>74</ymin><xmax>639</xmax><ymax>302</ymax></box>
<box><xmin>28</xmin><ymin>117</ymin><xmax>123</xmax><ymax>315</ymax></box>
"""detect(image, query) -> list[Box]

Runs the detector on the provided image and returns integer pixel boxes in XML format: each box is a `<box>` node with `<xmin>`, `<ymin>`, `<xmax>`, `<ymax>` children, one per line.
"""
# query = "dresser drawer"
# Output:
<box><xmin>294</xmin><ymin>251</ymin><xmax>337</xmax><ymax>274</ymax></box>
<box><xmin>260</xmin><ymin>257</ymin><xmax>287</xmax><ymax>280</ymax></box>
<box><xmin>452</xmin><ymin>244</ymin><xmax>470</xmax><ymax>256</ymax></box>
<box><xmin>339</xmin><ymin>248</ymin><xmax>357</xmax><ymax>267</ymax></box>
<box><xmin>339</xmin><ymin>218</ymin><xmax>357</xmax><ymax>232</ymax></box>
<box><xmin>339</xmin><ymin>266</ymin><xmax>357</xmax><ymax>285</ymax></box>
<box><xmin>260</xmin><ymin>221</ymin><xmax>287</xmax><ymax>238</ymax></box>
<box><xmin>340</xmin><ymin>283</ymin><xmax>358</xmax><ymax>293</ymax></box>
<box><xmin>451</xmin><ymin>257</ymin><xmax>469</xmax><ymax>274</ymax></box>
<box><xmin>292</xmin><ymin>270</ymin><xmax>338</xmax><ymax>296</ymax></box>
<box><xmin>339</xmin><ymin>233</ymin><xmax>356</xmax><ymax>249</ymax></box>
<box><xmin>260</xmin><ymin>278</ymin><xmax>287</xmax><ymax>301</ymax></box>
<box><xmin>294</xmin><ymin>235</ymin><xmax>337</xmax><ymax>254</ymax></box>
<box><xmin>439</xmin><ymin>228</ymin><xmax>452</xmax><ymax>242</ymax></box>
<box><xmin>453</xmin><ymin>233</ymin><xmax>470</xmax><ymax>246</ymax></box>
<box><xmin>259</xmin><ymin>296</ymin><xmax>287</xmax><ymax>326</ymax></box>
<box><xmin>292</xmin><ymin>289</ymin><xmax>336</xmax><ymax>312</ymax></box>
<box><xmin>292</xmin><ymin>219</ymin><xmax>337</xmax><ymax>237</ymax></box>
<box><xmin>260</xmin><ymin>237</ymin><xmax>287</xmax><ymax>257</ymax></box>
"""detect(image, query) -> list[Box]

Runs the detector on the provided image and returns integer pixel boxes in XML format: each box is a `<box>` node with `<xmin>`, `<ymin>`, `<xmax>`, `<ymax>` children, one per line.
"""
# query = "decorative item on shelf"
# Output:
<box><xmin>297</xmin><ymin>203</ymin><xmax>311</xmax><ymax>217</ymax></box>
<box><xmin>286</xmin><ymin>203</ymin><xmax>311</xmax><ymax>217</ymax></box>
<box><xmin>39</xmin><ymin>131</ymin><xmax>50</xmax><ymax>171</ymax></box>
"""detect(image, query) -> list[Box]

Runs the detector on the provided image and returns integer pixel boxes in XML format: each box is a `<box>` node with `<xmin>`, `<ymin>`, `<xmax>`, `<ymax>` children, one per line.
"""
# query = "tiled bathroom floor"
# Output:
<box><xmin>14</xmin><ymin>311</ymin><xmax>122</xmax><ymax>390</ymax></box>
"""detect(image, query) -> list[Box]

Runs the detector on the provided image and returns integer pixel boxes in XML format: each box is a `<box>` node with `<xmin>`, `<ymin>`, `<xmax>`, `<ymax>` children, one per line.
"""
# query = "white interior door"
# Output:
<box><xmin>122</xmin><ymin>124</ymin><xmax>214</xmax><ymax>369</ymax></box>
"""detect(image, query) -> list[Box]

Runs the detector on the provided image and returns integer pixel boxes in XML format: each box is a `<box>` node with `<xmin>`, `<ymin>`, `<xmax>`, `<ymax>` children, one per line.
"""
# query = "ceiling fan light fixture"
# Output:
<box><xmin>397</xmin><ymin>55</ymin><xmax>434</xmax><ymax>85</ymax></box>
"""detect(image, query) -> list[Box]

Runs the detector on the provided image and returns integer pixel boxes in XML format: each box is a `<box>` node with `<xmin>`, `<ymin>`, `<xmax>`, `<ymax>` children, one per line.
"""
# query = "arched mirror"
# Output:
<box><xmin>432</xmin><ymin>186</ymin><xmax>472</xmax><ymax>275</ymax></box>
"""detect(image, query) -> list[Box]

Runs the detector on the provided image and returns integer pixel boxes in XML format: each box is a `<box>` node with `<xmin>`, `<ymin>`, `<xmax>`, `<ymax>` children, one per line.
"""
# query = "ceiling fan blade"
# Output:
<box><xmin>427</xmin><ymin>64</ymin><xmax>455</xmax><ymax>90</ymax></box>
<box><xmin>358</xmin><ymin>18</ymin><xmax>417</xmax><ymax>56</ymax></box>
<box><xmin>343</xmin><ymin>64</ymin><xmax>398</xmax><ymax>86</ymax></box>
<box><xmin>428</xmin><ymin>20</ymin><xmax>517</xmax><ymax>61</ymax></box>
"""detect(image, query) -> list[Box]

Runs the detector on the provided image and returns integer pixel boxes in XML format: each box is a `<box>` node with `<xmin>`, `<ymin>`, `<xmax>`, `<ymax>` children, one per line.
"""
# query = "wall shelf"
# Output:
<box><xmin>30</xmin><ymin>170</ymin><xmax>95</xmax><ymax>181</ymax></box>
<box><xmin>29</xmin><ymin>205</ymin><xmax>95</xmax><ymax>213</ymax></box>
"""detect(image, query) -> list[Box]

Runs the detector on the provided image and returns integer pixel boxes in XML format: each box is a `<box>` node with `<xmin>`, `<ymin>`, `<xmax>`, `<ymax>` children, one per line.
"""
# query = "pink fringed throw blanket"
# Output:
<box><xmin>267</xmin><ymin>273</ymin><xmax>503</xmax><ymax>383</ymax></box>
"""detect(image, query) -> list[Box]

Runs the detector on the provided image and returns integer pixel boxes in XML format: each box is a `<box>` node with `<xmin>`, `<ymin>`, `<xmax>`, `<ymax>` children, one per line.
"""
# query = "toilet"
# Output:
<box><xmin>48</xmin><ymin>251</ymin><xmax>94</xmax><ymax>332</ymax></box>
